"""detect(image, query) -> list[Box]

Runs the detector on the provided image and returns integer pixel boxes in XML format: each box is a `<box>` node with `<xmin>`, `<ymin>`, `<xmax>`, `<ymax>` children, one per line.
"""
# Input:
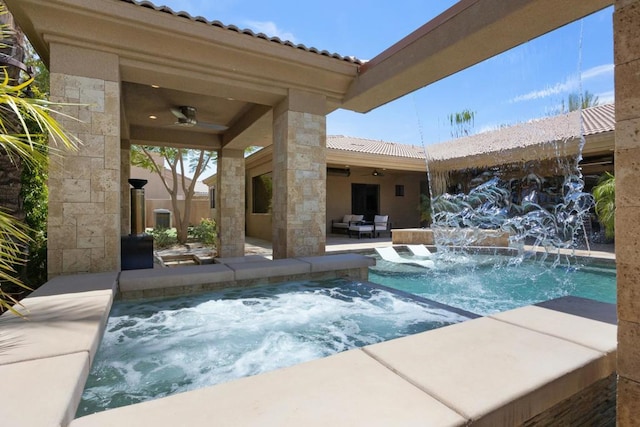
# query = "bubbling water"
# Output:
<box><xmin>77</xmin><ymin>280</ymin><xmax>468</xmax><ymax>417</ymax></box>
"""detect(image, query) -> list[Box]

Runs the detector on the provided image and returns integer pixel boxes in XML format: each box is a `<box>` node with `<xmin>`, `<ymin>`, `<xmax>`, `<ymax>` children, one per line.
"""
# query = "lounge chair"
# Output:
<box><xmin>375</xmin><ymin>247</ymin><xmax>435</xmax><ymax>268</ymax></box>
<box><xmin>406</xmin><ymin>244</ymin><xmax>432</xmax><ymax>257</ymax></box>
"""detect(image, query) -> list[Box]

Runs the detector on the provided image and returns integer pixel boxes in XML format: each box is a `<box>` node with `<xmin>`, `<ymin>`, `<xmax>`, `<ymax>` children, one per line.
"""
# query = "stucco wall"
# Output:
<box><xmin>326</xmin><ymin>171</ymin><xmax>425</xmax><ymax>232</ymax></box>
<box><xmin>143</xmin><ymin>198</ymin><xmax>210</xmax><ymax>230</ymax></box>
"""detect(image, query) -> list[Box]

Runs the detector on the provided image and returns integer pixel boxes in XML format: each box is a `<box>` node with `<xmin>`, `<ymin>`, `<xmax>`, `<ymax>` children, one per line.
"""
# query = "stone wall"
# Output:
<box><xmin>615</xmin><ymin>0</ymin><xmax>640</xmax><ymax>423</ymax></box>
<box><xmin>272</xmin><ymin>108</ymin><xmax>326</xmax><ymax>258</ymax></box>
<box><xmin>48</xmin><ymin>73</ymin><xmax>120</xmax><ymax>276</ymax></box>
<box><xmin>215</xmin><ymin>149</ymin><xmax>245</xmax><ymax>257</ymax></box>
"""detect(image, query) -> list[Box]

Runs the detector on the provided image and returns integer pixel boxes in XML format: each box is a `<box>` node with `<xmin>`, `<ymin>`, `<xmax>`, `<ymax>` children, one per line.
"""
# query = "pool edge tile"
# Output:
<box><xmin>0</xmin><ymin>352</ymin><xmax>90</xmax><ymax>427</ymax></box>
<box><xmin>69</xmin><ymin>349</ymin><xmax>468</xmax><ymax>427</ymax></box>
<box><xmin>364</xmin><ymin>316</ymin><xmax>613</xmax><ymax>424</ymax></box>
<box><xmin>489</xmin><ymin>304</ymin><xmax>617</xmax><ymax>354</ymax></box>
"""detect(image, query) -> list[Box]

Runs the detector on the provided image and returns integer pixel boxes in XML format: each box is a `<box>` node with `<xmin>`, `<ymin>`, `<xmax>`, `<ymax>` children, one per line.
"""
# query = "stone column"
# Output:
<box><xmin>272</xmin><ymin>89</ymin><xmax>327</xmax><ymax>259</ymax></box>
<box><xmin>120</xmin><ymin>141</ymin><xmax>131</xmax><ymax>235</ymax></box>
<box><xmin>215</xmin><ymin>148</ymin><xmax>245</xmax><ymax>257</ymax></box>
<box><xmin>615</xmin><ymin>0</ymin><xmax>640</xmax><ymax>423</ymax></box>
<box><xmin>48</xmin><ymin>44</ymin><xmax>121</xmax><ymax>277</ymax></box>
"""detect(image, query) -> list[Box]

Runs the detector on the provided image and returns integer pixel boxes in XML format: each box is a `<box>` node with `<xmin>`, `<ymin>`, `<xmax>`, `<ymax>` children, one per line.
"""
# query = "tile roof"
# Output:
<box><xmin>327</xmin><ymin>136</ymin><xmax>425</xmax><ymax>158</ymax></box>
<box><xmin>582</xmin><ymin>103</ymin><xmax>615</xmax><ymax>136</ymax></box>
<box><xmin>328</xmin><ymin>103</ymin><xmax>614</xmax><ymax>162</ymax></box>
<box><xmin>119</xmin><ymin>0</ymin><xmax>363</xmax><ymax>65</ymax></box>
<box><xmin>427</xmin><ymin>103</ymin><xmax>615</xmax><ymax>161</ymax></box>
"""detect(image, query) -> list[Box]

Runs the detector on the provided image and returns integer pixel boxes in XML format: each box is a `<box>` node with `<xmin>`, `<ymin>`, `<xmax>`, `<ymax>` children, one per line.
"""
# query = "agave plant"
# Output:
<box><xmin>592</xmin><ymin>172</ymin><xmax>615</xmax><ymax>240</ymax></box>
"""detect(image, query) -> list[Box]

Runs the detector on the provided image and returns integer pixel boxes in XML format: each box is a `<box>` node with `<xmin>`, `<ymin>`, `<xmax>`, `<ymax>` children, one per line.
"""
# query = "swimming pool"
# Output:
<box><xmin>77</xmin><ymin>279</ymin><xmax>468</xmax><ymax>417</ymax></box>
<box><xmin>369</xmin><ymin>253</ymin><xmax>616</xmax><ymax>316</ymax></box>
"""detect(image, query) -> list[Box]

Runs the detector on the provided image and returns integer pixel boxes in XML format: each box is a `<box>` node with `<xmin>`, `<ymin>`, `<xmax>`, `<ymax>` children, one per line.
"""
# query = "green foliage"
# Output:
<box><xmin>419</xmin><ymin>193</ymin><xmax>431</xmax><ymax>225</ymax></box>
<box><xmin>592</xmin><ymin>172</ymin><xmax>615</xmax><ymax>240</ymax></box>
<box><xmin>190</xmin><ymin>218</ymin><xmax>217</xmax><ymax>246</ymax></box>
<box><xmin>20</xmin><ymin>142</ymin><xmax>48</xmax><ymax>287</ymax></box>
<box><xmin>559</xmin><ymin>90</ymin><xmax>600</xmax><ymax>113</ymax></box>
<box><xmin>0</xmin><ymin>4</ymin><xmax>78</xmax><ymax>313</ymax></box>
<box><xmin>24</xmin><ymin>44</ymin><xmax>49</xmax><ymax>96</ymax></box>
<box><xmin>130</xmin><ymin>144</ymin><xmax>216</xmax><ymax>244</ymax></box>
<box><xmin>148</xmin><ymin>227</ymin><xmax>178</xmax><ymax>249</ymax></box>
<box><xmin>448</xmin><ymin>109</ymin><xmax>476</xmax><ymax>138</ymax></box>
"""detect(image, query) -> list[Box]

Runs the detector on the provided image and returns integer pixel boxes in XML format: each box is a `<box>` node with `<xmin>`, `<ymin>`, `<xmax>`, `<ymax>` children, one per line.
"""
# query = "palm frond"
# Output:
<box><xmin>592</xmin><ymin>172</ymin><xmax>615</xmax><ymax>239</ymax></box>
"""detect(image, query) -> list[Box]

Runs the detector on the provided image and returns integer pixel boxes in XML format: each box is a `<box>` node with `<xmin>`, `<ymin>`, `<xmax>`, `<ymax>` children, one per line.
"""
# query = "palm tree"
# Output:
<box><xmin>560</xmin><ymin>90</ymin><xmax>600</xmax><ymax>113</ymax></box>
<box><xmin>592</xmin><ymin>172</ymin><xmax>615</xmax><ymax>240</ymax></box>
<box><xmin>0</xmin><ymin>4</ymin><xmax>78</xmax><ymax>313</ymax></box>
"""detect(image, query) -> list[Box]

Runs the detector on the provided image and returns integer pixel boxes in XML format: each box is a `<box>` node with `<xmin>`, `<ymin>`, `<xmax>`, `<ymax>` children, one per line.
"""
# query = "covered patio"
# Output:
<box><xmin>6</xmin><ymin>0</ymin><xmax>640</xmax><ymax>422</ymax></box>
<box><xmin>5</xmin><ymin>0</ymin><xmax>613</xmax><ymax>277</ymax></box>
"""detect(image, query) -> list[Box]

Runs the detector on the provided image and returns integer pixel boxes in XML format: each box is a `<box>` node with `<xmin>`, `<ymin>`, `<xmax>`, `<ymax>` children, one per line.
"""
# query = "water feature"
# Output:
<box><xmin>417</xmin><ymin>17</ymin><xmax>600</xmax><ymax>260</ymax></box>
<box><xmin>77</xmin><ymin>279</ymin><xmax>468</xmax><ymax>417</ymax></box>
<box><xmin>370</xmin><ymin>254</ymin><xmax>615</xmax><ymax>316</ymax></box>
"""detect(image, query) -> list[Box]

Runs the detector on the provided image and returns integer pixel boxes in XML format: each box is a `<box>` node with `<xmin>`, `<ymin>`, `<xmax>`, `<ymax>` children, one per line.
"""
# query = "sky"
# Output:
<box><xmin>155</xmin><ymin>0</ymin><xmax>614</xmax><ymax>149</ymax></box>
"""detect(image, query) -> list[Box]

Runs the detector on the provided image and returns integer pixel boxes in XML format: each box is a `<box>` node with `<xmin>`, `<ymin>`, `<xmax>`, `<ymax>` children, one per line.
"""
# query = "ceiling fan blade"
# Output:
<box><xmin>196</xmin><ymin>121</ymin><xmax>229</xmax><ymax>131</ymax></box>
<box><xmin>170</xmin><ymin>107</ymin><xmax>187</xmax><ymax>120</ymax></box>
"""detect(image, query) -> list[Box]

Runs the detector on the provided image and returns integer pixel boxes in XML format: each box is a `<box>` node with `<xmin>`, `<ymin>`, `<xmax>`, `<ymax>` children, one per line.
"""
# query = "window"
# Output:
<box><xmin>252</xmin><ymin>173</ymin><xmax>273</xmax><ymax>213</ymax></box>
<box><xmin>395</xmin><ymin>185</ymin><xmax>405</xmax><ymax>197</ymax></box>
<box><xmin>209</xmin><ymin>188</ymin><xmax>215</xmax><ymax>209</ymax></box>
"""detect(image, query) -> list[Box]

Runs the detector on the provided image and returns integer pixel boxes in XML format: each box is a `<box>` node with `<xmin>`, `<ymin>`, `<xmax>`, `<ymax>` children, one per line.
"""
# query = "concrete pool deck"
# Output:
<box><xmin>0</xmin><ymin>247</ymin><xmax>617</xmax><ymax>426</ymax></box>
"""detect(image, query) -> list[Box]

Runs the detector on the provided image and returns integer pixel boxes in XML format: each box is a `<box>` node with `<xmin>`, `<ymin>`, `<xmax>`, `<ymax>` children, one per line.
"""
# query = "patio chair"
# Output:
<box><xmin>375</xmin><ymin>247</ymin><xmax>435</xmax><ymax>268</ymax></box>
<box><xmin>373</xmin><ymin>215</ymin><xmax>391</xmax><ymax>237</ymax></box>
<box><xmin>406</xmin><ymin>244</ymin><xmax>432</xmax><ymax>257</ymax></box>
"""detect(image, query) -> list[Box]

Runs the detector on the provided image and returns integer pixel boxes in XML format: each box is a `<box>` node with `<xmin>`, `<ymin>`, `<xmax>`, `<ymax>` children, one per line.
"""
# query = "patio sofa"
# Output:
<box><xmin>331</xmin><ymin>214</ymin><xmax>364</xmax><ymax>234</ymax></box>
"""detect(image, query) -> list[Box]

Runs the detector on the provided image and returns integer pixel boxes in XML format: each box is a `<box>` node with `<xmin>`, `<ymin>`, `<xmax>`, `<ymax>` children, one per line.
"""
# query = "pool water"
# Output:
<box><xmin>369</xmin><ymin>255</ymin><xmax>616</xmax><ymax>316</ymax></box>
<box><xmin>77</xmin><ymin>279</ymin><xmax>467</xmax><ymax>417</ymax></box>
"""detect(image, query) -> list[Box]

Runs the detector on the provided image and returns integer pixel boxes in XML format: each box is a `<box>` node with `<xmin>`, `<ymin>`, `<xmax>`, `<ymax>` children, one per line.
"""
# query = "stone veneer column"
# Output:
<box><xmin>48</xmin><ymin>44</ymin><xmax>121</xmax><ymax>277</ymax></box>
<box><xmin>615</xmin><ymin>0</ymin><xmax>640</xmax><ymax>423</ymax></box>
<box><xmin>120</xmin><ymin>142</ymin><xmax>131</xmax><ymax>236</ymax></box>
<box><xmin>272</xmin><ymin>89</ymin><xmax>326</xmax><ymax>259</ymax></box>
<box><xmin>215</xmin><ymin>148</ymin><xmax>245</xmax><ymax>257</ymax></box>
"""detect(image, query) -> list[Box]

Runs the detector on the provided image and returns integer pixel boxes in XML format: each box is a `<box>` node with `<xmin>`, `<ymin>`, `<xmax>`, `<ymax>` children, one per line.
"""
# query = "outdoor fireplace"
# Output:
<box><xmin>121</xmin><ymin>178</ymin><xmax>154</xmax><ymax>270</ymax></box>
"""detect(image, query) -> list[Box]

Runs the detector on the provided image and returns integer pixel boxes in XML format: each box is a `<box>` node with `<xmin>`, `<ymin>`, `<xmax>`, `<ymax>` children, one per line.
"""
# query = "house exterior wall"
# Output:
<box><xmin>242</xmin><ymin>150</ymin><xmax>426</xmax><ymax>241</ymax></box>
<box><xmin>326</xmin><ymin>171</ymin><xmax>425</xmax><ymax>231</ymax></box>
<box><xmin>246</xmin><ymin>155</ymin><xmax>274</xmax><ymax>241</ymax></box>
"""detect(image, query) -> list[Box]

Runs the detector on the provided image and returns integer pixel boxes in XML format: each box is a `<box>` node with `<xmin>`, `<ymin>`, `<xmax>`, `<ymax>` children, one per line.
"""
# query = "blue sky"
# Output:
<box><xmin>157</xmin><ymin>1</ymin><xmax>614</xmax><ymax>147</ymax></box>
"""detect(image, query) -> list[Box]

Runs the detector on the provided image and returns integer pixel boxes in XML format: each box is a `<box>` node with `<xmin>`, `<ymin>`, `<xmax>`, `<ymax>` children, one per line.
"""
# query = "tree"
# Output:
<box><xmin>447</xmin><ymin>109</ymin><xmax>475</xmax><ymax>138</ymax></box>
<box><xmin>592</xmin><ymin>172</ymin><xmax>615</xmax><ymax>240</ymax></box>
<box><xmin>0</xmin><ymin>9</ymin><xmax>78</xmax><ymax>313</ymax></box>
<box><xmin>130</xmin><ymin>145</ymin><xmax>215</xmax><ymax>244</ymax></box>
<box><xmin>560</xmin><ymin>90</ymin><xmax>600</xmax><ymax>113</ymax></box>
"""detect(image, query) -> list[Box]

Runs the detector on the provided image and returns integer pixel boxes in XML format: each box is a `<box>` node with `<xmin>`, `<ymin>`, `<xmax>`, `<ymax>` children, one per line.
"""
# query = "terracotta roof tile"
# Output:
<box><xmin>582</xmin><ymin>103</ymin><xmax>615</xmax><ymax>135</ymax></box>
<box><xmin>327</xmin><ymin>136</ymin><xmax>425</xmax><ymax>159</ymax></box>
<box><xmin>119</xmin><ymin>0</ymin><xmax>363</xmax><ymax>64</ymax></box>
<box><xmin>328</xmin><ymin>104</ymin><xmax>614</xmax><ymax>162</ymax></box>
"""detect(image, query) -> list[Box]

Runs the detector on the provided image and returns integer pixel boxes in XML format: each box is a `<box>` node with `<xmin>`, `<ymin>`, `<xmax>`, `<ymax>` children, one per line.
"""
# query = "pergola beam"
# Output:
<box><xmin>343</xmin><ymin>0</ymin><xmax>612</xmax><ymax>113</ymax></box>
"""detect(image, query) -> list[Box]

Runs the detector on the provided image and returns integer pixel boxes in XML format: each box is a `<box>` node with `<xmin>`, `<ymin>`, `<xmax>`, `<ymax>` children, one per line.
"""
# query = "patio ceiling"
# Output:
<box><xmin>6</xmin><ymin>0</ymin><xmax>359</xmax><ymax>151</ymax></box>
<box><xmin>6</xmin><ymin>0</ymin><xmax>611</xmax><ymax>151</ymax></box>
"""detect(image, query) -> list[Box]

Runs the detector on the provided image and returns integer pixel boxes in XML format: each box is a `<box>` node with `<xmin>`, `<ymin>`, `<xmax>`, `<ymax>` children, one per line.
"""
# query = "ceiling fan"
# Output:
<box><xmin>170</xmin><ymin>106</ymin><xmax>228</xmax><ymax>131</ymax></box>
<box><xmin>371</xmin><ymin>169</ymin><xmax>384</xmax><ymax>177</ymax></box>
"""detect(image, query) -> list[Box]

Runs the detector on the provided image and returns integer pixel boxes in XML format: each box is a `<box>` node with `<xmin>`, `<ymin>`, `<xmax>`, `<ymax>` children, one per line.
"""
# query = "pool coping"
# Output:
<box><xmin>0</xmin><ymin>253</ymin><xmax>617</xmax><ymax>427</ymax></box>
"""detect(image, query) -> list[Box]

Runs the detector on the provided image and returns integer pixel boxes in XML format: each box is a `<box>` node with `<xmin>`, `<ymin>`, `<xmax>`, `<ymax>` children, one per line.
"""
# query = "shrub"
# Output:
<box><xmin>190</xmin><ymin>218</ymin><xmax>217</xmax><ymax>246</ymax></box>
<box><xmin>149</xmin><ymin>227</ymin><xmax>178</xmax><ymax>249</ymax></box>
